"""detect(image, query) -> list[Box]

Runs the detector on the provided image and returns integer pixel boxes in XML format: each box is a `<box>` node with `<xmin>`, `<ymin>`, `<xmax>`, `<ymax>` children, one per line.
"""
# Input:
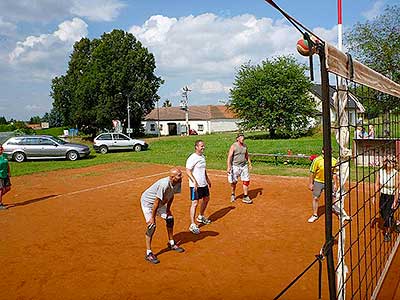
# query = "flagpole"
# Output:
<box><xmin>338</xmin><ymin>0</ymin><xmax>343</xmax><ymax>51</ymax></box>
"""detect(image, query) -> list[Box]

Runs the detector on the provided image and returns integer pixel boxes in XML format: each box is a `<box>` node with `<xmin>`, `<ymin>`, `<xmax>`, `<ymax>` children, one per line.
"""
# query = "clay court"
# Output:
<box><xmin>1</xmin><ymin>162</ymin><xmax>398</xmax><ymax>299</ymax></box>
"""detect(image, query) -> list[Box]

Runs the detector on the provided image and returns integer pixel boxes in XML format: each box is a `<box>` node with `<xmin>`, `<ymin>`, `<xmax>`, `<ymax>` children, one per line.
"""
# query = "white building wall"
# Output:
<box><xmin>210</xmin><ymin>119</ymin><xmax>239</xmax><ymax>133</ymax></box>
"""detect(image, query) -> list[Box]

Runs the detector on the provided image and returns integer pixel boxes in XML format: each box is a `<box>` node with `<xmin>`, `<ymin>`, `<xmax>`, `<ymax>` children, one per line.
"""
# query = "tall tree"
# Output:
<box><xmin>229</xmin><ymin>56</ymin><xmax>315</xmax><ymax>138</ymax></box>
<box><xmin>0</xmin><ymin>116</ymin><xmax>7</xmax><ymax>125</ymax></box>
<box><xmin>345</xmin><ymin>5</ymin><xmax>399</xmax><ymax>83</ymax></box>
<box><xmin>162</xmin><ymin>99</ymin><xmax>172</xmax><ymax>107</ymax></box>
<box><xmin>345</xmin><ymin>5</ymin><xmax>399</xmax><ymax>117</ymax></box>
<box><xmin>51</xmin><ymin>29</ymin><xmax>163</xmax><ymax>136</ymax></box>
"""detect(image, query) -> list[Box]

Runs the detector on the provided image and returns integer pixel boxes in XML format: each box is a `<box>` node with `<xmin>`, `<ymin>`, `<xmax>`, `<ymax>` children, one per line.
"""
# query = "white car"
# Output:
<box><xmin>93</xmin><ymin>133</ymin><xmax>148</xmax><ymax>154</ymax></box>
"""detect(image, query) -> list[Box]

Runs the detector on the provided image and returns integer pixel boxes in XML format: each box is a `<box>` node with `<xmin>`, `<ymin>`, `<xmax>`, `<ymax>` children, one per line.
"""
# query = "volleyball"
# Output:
<box><xmin>296</xmin><ymin>36</ymin><xmax>319</xmax><ymax>56</ymax></box>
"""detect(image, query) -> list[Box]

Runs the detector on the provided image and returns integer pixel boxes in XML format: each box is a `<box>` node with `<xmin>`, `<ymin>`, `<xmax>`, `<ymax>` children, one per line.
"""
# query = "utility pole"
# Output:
<box><xmin>127</xmin><ymin>98</ymin><xmax>131</xmax><ymax>137</ymax></box>
<box><xmin>180</xmin><ymin>86</ymin><xmax>191</xmax><ymax>135</ymax></box>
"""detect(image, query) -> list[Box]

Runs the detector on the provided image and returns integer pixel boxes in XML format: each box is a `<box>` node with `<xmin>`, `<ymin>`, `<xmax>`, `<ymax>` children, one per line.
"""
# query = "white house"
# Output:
<box><xmin>142</xmin><ymin>105</ymin><xmax>240</xmax><ymax>135</ymax></box>
<box><xmin>310</xmin><ymin>84</ymin><xmax>365</xmax><ymax>125</ymax></box>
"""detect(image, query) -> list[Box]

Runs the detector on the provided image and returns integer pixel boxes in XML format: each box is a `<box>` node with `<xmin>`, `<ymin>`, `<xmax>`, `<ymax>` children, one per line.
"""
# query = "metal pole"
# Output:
<box><xmin>337</xmin><ymin>0</ymin><xmax>343</xmax><ymax>51</ymax></box>
<box><xmin>157</xmin><ymin>99</ymin><xmax>160</xmax><ymax>138</ymax></box>
<box><xmin>319</xmin><ymin>45</ymin><xmax>337</xmax><ymax>300</ymax></box>
<box><xmin>127</xmin><ymin>99</ymin><xmax>131</xmax><ymax>137</ymax></box>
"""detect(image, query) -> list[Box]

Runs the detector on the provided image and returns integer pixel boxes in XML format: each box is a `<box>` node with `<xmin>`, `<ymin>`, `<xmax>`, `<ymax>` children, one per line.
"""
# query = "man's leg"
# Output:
<box><xmin>165</xmin><ymin>216</ymin><xmax>184</xmax><ymax>252</ymax></box>
<box><xmin>144</xmin><ymin>222</ymin><xmax>159</xmax><ymax>264</ymax></box>
<box><xmin>189</xmin><ymin>199</ymin><xmax>200</xmax><ymax>234</ymax></box>
<box><xmin>199</xmin><ymin>196</ymin><xmax>209</xmax><ymax>217</ymax></box>
<box><xmin>229</xmin><ymin>183</ymin><xmax>236</xmax><ymax>202</ymax></box>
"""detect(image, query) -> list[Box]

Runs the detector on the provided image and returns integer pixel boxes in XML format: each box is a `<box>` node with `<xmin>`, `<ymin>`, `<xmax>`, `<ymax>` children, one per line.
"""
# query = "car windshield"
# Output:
<box><xmin>49</xmin><ymin>136</ymin><xmax>67</xmax><ymax>144</ymax></box>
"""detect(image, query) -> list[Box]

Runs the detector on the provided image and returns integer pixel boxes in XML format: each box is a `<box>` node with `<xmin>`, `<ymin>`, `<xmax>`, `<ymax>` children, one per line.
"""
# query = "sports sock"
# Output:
<box><xmin>169</xmin><ymin>240</ymin><xmax>175</xmax><ymax>246</ymax></box>
<box><xmin>146</xmin><ymin>249</ymin><xmax>152</xmax><ymax>255</ymax></box>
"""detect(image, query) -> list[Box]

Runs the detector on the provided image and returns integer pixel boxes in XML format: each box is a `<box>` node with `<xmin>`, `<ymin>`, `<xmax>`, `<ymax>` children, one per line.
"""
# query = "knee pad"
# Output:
<box><xmin>166</xmin><ymin>216</ymin><xmax>174</xmax><ymax>228</ymax></box>
<box><xmin>243</xmin><ymin>181</ymin><xmax>250</xmax><ymax>186</ymax></box>
<box><xmin>145</xmin><ymin>223</ymin><xmax>156</xmax><ymax>237</ymax></box>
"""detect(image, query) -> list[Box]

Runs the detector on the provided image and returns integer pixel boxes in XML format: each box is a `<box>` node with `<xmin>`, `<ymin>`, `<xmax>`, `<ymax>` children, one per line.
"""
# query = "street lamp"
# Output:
<box><xmin>180</xmin><ymin>86</ymin><xmax>191</xmax><ymax>135</ymax></box>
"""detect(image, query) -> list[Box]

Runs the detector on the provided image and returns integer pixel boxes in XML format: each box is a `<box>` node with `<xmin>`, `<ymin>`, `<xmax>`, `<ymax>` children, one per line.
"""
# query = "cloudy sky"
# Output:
<box><xmin>0</xmin><ymin>0</ymin><xmax>396</xmax><ymax>120</ymax></box>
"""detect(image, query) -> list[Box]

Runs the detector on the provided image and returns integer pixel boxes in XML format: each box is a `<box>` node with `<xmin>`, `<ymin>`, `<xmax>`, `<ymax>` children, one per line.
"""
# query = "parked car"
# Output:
<box><xmin>93</xmin><ymin>133</ymin><xmax>148</xmax><ymax>154</ymax></box>
<box><xmin>2</xmin><ymin>135</ymin><xmax>90</xmax><ymax>162</ymax></box>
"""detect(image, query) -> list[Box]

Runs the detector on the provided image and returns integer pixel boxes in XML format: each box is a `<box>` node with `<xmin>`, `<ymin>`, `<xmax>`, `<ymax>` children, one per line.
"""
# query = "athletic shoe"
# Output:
<box><xmin>189</xmin><ymin>223</ymin><xmax>200</xmax><ymax>234</ymax></box>
<box><xmin>242</xmin><ymin>196</ymin><xmax>253</xmax><ymax>204</ymax></box>
<box><xmin>168</xmin><ymin>243</ymin><xmax>185</xmax><ymax>253</ymax></box>
<box><xmin>384</xmin><ymin>233</ymin><xmax>391</xmax><ymax>242</ymax></box>
<box><xmin>341</xmin><ymin>214</ymin><xmax>351</xmax><ymax>222</ymax></box>
<box><xmin>197</xmin><ymin>215</ymin><xmax>211</xmax><ymax>225</ymax></box>
<box><xmin>145</xmin><ymin>253</ymin><xmax>160</xmax><ymax>264</ymax></box>
<box><xmin>308</xmin><ymin>214</ymin><xmax>319</xmax><ymax>223</ymax></box>
<box><xmin>230</xmin><ymin>194</ymin><xmax>236</xmax><ymax>202</ymax></box>
<box><xmin>0</xmin><ymin>204</ymin><xmax>8</xmax><ymax>210</ymax></box>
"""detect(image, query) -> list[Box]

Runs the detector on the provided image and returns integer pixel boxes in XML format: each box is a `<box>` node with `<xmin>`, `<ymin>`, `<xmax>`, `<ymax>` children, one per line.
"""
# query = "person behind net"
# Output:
<box><xmin>308</xmin><ymin>149</ymin><xmax>351</xmax><ymax>223</ymax></box>
<box><xmin>227</xmin><ymin>133</ymin><xmax>252</xmax><ymax>204</ymax></box>
<box><xmin>0</xmin><ymin>144</ymin><xmax>11</xmax><ymax>210</ymax></box>
<box><xmin>140</xmin><ymin>168</ymin><xmax>185</xmax><ymax>264</ymax></box>
<box><xmin>374</xmin><ymin>158</ymin><xmax>399</xmax><ymax>242</ymax></box>
<box><xmin>186</xmin><ymin>140</ymin><xmax>212</xmax><ymax>235</ymax></box>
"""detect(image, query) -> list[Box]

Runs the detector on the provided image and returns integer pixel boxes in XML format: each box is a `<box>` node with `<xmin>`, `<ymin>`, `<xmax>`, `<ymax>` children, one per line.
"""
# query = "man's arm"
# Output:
<box><xmin>309</xmin><ymin>172</ymin><xmax>315</xmax><ymax>191</ymax></box>
<box><xmin>245</xmin><ymin>149</ymin><xmax>252</xmax><ymax>169</ymax></box>
<box><xmin>205</xmin><ymin>170</ymin><xmax>211</xmax><ymax>188</ymax></box>
<box><xmin>166</xmin><ymin>196</ymin><xmax>174</xmax><ymax>215</ymax></box>
<box><xmin>149</xmin><ymin>198</ymin><xmax>161</xmax><ymax>225</ymax></box>
<box><xmin>186</xmin><ymin>168</ymin><xmax>198</xmax><ymax>189</ymax></box>
<box><xmin>227</xmin><ymin>144</ymin><xmax>234</xmax><ymax>173</ymax></box>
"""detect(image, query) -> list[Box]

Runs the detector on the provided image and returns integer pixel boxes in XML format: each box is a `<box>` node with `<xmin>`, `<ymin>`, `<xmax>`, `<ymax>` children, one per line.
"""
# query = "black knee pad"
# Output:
<box><xmin>166</xmin><ymin>216</ymin><xmax>174</xmax><ymax>228</ymax></box>
<box><xmin>146</xmin><ymin>223</ymin><xmax>156</xmax><ymax>237</ymax></box>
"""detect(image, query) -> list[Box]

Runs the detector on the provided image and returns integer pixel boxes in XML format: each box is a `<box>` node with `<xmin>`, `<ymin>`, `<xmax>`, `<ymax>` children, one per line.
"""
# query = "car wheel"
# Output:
<box><xmin>67</xmin><ymin>150</ymin><xmax>79</xmax><ymax>161</ymax></box>
<box><xmin>133</xmin><ymin>144</ymin><xmax>142</xmax><ymax>152</ymax></box>
<box><xmin>13</xmin><ymin>151</ymin><xmax>26</xmax><ymax>163</ymax></box>
<box><xmin>99</xmin><ymin>145</ymin><xmax>108</xmax><ymax>154</ymax></box>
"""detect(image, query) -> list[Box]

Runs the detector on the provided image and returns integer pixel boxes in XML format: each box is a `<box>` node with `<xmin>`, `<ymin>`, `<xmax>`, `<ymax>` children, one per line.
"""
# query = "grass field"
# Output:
<box><xmin>8</xmin><ymin>131</ymin><xmax>328</xmax><ymax>177</ymax></box>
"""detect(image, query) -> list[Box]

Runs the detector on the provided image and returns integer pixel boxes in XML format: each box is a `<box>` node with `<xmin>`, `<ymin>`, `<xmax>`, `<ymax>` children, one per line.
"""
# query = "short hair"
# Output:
<box><xmin>194</xmin><ymin>140</ymin><xmax>204</xmax><ymax>148</ymax></box>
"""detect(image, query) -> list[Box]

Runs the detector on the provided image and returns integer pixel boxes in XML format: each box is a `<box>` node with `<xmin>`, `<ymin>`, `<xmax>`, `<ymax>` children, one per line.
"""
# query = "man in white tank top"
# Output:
<box><xmin>227</xmin><ymin>133</ymin><xmax>252</xmax><ymax>204</ymax></box>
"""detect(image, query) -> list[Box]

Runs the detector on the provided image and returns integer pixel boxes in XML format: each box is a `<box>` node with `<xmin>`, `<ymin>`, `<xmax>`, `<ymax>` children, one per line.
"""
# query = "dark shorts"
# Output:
<box><xmin>190</xmin><ymin>186</ymin><xmax>210</xmax><ymax>201</ymax></box>
<box><xmin>379</xmin><ymin>193</ymin><xmax>394</xmax><ymax>228</ymax></box>
<box><xmin>0</xmin><ymin>176</ymin><xmax>11</xmax><ymax>189</ymax></box>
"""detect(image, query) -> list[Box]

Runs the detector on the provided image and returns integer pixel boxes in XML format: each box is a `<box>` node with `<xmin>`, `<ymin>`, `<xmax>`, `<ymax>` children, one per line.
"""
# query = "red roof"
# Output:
<box><xmin>145</xmin><ymin>105</ymin><xmax>237</xmax><ymax>121</ymax></box>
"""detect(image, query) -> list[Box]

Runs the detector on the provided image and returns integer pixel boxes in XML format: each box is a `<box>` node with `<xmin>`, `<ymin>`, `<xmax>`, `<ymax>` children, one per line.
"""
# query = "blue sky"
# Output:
<box><xmin>0</xmin><ymin>0</ymin><xmax>396</xmax><ymax>120</ymax></box>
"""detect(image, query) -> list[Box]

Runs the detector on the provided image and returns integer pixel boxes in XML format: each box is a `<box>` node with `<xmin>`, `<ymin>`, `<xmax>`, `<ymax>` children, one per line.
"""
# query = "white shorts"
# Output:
<box><xmin>141</xmin><ymin>202</ymin><xmax>168</xmax><ymax>223</ymax></box>
<box><xmin>228</xmin><ymin>165</ymin><xmax>250</xmax><ymax>183</ymax></box>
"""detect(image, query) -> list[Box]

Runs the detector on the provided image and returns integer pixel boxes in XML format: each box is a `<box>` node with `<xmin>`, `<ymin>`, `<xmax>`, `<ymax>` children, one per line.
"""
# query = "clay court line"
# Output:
<box><xmin>52</xmin><ymin>171</ymin><xmax>169</xmax><ymax>199</ymax></box>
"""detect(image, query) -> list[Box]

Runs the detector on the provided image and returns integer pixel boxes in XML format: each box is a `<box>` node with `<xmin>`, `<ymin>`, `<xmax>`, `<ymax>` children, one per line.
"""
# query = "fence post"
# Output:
<box><xmin>319</xmin><ymin>44</ymin><xmax>337</xmax><ymax>300</ymax></box>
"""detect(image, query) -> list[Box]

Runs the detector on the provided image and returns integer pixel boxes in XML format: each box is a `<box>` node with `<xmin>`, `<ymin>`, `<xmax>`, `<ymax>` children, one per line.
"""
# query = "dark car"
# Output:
<box><xmin>2</xmin><ymin>135</ymin><xmax>90</xmax><ymax>162</ymax></box>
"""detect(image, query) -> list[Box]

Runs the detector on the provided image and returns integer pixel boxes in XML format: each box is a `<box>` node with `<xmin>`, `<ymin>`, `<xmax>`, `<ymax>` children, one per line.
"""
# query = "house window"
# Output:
<box><xmin>150</xmin><ymin>124</ymin><xmax>156</xmax><ymax>131</ymax></box>
<box><xmin>198</xmin><ymin>124</ymin><xmax>204</xmax><ymax>132</ymax></box>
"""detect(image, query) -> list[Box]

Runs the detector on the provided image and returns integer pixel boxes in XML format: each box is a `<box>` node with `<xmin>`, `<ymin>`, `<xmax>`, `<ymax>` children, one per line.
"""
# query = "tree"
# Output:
<box><xmin>345</xmin><ymin>5</ymin><xmax>399</xmax><ymax>83</ymax></box>
<box><xmin>229</xmin><ymin>56</ymin><xmax>315</xmax><ymax>138</ymax></box>
<box><xmin>162</xmin><ymin>99</ymin><xmax>172</xmax><ymax>107</ymax></box>
<box><xmin>51</xmin><ymin>29</ymin><xmax>163</xmax><ymax>136</ymax></box>
<box><xmin>29</xmin><ymin>115</ymin><xmax>42</xmax><ymax>124</ymax></box>
<box><xmin>345</xmin><ymin>5</ymin><xmax>399</xmax><ymax>118</ymax></box>
<box><xmin>0</xmin><ymin>116</ymin><xmax>7</xmax><ymax>125</ymax></box>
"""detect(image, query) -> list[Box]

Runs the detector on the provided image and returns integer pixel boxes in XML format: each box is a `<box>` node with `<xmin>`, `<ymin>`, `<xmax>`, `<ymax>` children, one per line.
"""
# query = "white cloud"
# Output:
<box><xmin>70</xmin><ymin>0</ymin><xmax>126</xmax><ymax>22</ymax></box>
<box><xmin>0</xmin><ymin>17</ymin><xmax>17</xmax><ymax>36</ymax></box>
<box><xmin>362</xmin><ymin>0</ymin><xmax>384</xmax><ymax>20</ymax></box>
<box><xmin>9</xmin><ymin>18</ymin><xmax>88</xmax><ymax>64</ymax></box>
<box><xmin>189</xmin><ymin>79</ymin><xmax>231</xmax><ymax>94</ymax></box>
<box><xmin>0</xmin><ymin>0</ymin><xmax>124</xmax><ymax>23</ymax></box>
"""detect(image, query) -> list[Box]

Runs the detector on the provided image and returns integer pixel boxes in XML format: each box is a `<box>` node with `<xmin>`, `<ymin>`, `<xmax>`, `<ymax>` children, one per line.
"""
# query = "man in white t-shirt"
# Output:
<box><xmin>186</xmin><ymin>140</ymin><xmax>212</xmax><ymax>234</ymax></box>
<box><xmin>140</xmin><ymin>167</ymin><xmax>184</xmax><ymax>264</ymax></box>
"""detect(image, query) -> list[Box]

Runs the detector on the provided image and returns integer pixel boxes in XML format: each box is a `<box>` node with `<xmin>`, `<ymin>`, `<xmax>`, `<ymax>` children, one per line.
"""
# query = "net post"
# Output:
<box><xmin>319</xmin><ymin>43</ymin><xmax>337</xmax><ymax>300</ymax></box>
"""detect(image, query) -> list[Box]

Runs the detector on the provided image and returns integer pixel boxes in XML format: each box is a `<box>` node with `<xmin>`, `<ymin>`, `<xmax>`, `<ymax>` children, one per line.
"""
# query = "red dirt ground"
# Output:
<box><xmin>0</xmin><ymin>162</ymin><xmax>398</xmax><ymax>300</ymax></box>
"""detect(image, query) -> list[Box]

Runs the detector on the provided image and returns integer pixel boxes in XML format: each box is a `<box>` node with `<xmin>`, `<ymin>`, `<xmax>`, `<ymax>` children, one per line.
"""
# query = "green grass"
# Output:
<box><xmin>9</xmin><ymin>131</ymin><xmax>327</xmax><ymax>177</ymax></box>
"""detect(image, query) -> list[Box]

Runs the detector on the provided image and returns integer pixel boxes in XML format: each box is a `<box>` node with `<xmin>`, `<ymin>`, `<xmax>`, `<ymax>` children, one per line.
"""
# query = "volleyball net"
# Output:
<box><xmin>265</xmin><ymin>1</ymin><xmax>400</xmax><ymax>299</ymax></box>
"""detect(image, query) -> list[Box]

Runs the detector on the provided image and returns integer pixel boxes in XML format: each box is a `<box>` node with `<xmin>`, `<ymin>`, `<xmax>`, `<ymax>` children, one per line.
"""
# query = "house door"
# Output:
<box><xmin>167</xmin><ymin>123</ymin><xmax>177</xmax><ymax>135</ymax></box>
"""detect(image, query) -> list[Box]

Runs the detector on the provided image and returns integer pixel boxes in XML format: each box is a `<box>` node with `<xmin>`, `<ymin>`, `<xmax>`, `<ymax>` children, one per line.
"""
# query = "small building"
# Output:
<box><xmin>311</xmin><ymin>84</ymin><xmax>365</xmax><ymax>125</ymax></box>
<box><xmin>142</xmin><ymin>105</ymin><xmax>240</xmax><ymax>136</ymax></box>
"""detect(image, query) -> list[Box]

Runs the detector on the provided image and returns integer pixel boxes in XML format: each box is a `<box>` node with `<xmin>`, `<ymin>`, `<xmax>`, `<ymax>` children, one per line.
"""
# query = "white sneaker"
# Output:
<box><xmin>189</xmin><ymin>223</ymin><xmax>200</xmax><ymax>234</ymax></box>
<box><xmin>308</xmin><ymin>215</ymin><xmax>319</xmax><ymax>223</ymax></box>
<box><xmin>230</xmin><ymin>194</ymin><xmax>236</xmax><ymax>202</ymax></box>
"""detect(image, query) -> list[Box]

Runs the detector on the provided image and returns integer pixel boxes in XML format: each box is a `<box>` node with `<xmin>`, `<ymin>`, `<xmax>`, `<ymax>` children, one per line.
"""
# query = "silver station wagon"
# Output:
<box><xmin>93</xmin><ymin>133</ymin><xmax>148</xmax><ymax>154</ymax></box>
<box><xmin>2</xmin><ymin>135</ymin><xmax>90</xmax><ymax>162</ymax></box>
